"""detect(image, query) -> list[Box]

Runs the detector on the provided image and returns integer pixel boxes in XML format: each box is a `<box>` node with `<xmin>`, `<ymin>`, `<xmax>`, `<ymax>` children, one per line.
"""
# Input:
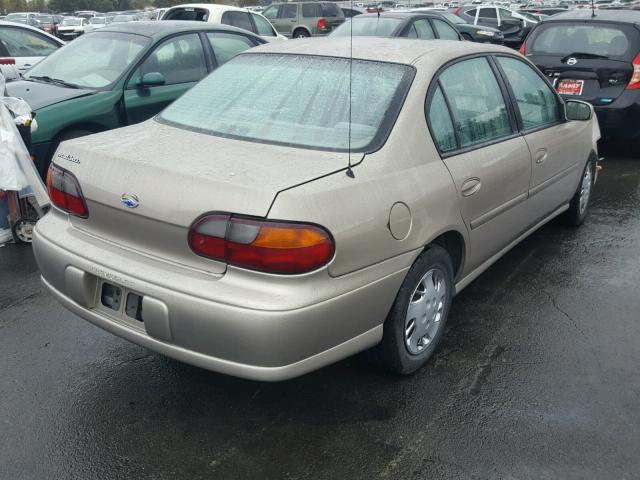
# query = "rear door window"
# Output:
<box><xmin>478</xmin><ymin>8</ymin><xmax>497</xmax><ymax>18</ymax></box>
<box><xmin>221</xmin><ymin>11</ymin><xmax>255</xmax><ymax>33</ymax></box>
<box><xmin>497</xmin><ymin>56</ymin><xmax>561</xmax><ymax>130</ymax></box>
<box><xmin>207</xmin><ymin>32</ymin><xmax>256</xmax><ymax>65</ymax></box>
<box><xmin>427</xmin><ymin>86</ymin><xmax>457</xmax><ymax>152</ymax></box>
<box><xmin>413</xmin><ymin>19</ymin><xmax>435</xmax><ymax>39</ymax></box>
<box><xmin>528</xmin><ymin>23</ymin><xmax>635</xmax><ymax>60</ymax></box>
<box><xmin>302</xmin><ymin>3</ymin><xmax>322</xmax><ymax>17</ymax></box>
<box><xmin>252</xmin><ymin>13</ymin><xmax>276</xmax><ymax>36</ymax></box>
<box><xmin>436</xmin><ymin>57</ymin><xmax>512</xmax><ymax>149</ymax></box>
<box><xmin>163</xmin><ymin>7</ymin><xmax>209</xmax><ymax>21</ymax></box>
<box><xmin>262</xmin><ymin>6</ymin><xmax>278</xmax><ymax>19</ymax></box>
<box><xmin>280</xmin><ymin>4</ymin><xmax>298</xmax><ymax>19</ymax></box>
<box><xmin>432</xmin><ymin>19</ymin><xmax>459</xmax><ymax>40</ymax></box>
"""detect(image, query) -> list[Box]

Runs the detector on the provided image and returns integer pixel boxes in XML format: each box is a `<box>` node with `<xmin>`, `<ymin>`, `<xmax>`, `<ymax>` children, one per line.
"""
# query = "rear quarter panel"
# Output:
<box><xmin>267</xmin><ymin>63</ymin><xmax>468</xmax><ymax>278</ymax></box>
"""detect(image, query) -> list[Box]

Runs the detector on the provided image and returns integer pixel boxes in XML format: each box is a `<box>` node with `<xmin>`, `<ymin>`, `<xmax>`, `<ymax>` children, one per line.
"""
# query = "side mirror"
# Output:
<box><xmin>565</xmin><ymin>99</ymin><xmax>593</xmax><ymax>121</ymax></box>
<box><xmin>137</xmin><ymin>72</ymin><xmax>166</xmax><ymax>88</ymax></box>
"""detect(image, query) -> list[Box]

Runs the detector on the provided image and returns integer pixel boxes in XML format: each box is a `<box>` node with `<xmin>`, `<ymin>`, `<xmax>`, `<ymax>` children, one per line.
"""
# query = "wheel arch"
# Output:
<box><xmin>292</xmin><ymin>26</ymin><xmax>312</xmax><ymax>37</ymax></box>
<box><xmin>425</xmin><ymin>229</ymin><xmax>467</xmax><ymax>282</ymax></box>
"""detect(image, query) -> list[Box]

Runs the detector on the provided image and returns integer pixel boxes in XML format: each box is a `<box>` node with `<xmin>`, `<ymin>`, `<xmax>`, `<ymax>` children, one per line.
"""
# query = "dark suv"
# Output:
<box><xmin>262</xmin><ymin>1</ymin><xmax>345</xmax><ymax>38</ymax></box>
<box><xmin>521</xmin><ymin>10</ymin><xmax>640</xmax><ymax>146</ymax></box>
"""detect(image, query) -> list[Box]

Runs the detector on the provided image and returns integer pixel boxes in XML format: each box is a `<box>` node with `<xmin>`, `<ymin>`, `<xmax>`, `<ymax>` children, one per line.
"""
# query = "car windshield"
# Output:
<box><xmin>440</xmin><ymin>12</ymin><xmax>465</xmax><ymax>24</ymax></box>
<box><xmin>113</xmin><ymin>15</ymin><xmax>135</xmax><ymax>22</ymax></box>
<box><xmin>24</xmin><ymin>32</ymin><xmax>149</xmax><ymax>89</ymax></box>
<box><xmin>160</xmin><ymin>54</ymin><xmax>413</xmax><ymax>152</ymax></box>
<box><xmin>61</xmin><ymin>18</ymin><xmax>82</xmax><ymax>26</ymax></box>
<box><xmin>529</xmin><ymin>23</ymin><xmax>635</xmax><ymax>59</ymax></box>
<box><xmin>330</xmin><ymin>17</ymin><xmax>404</xmax><ymax>37</ymax></box>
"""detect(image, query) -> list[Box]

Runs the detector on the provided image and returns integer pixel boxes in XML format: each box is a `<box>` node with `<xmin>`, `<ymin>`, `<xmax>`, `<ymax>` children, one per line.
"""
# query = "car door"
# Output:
<box><xmin>124</xmin><ymin>33</ymin><xmax>209</xmax><ymax>125</ymax></box>
<box><xmin>495</xmin><ymin>55</ymin><xmax>585</xmax><ymax>220</ymax></box>
<box><xmin>273</xmin><ymin>4</ymin><xmax>299</xmax><ymax>37</ymax></box>
<box><xmin>426</xmin><ymin>56</ymin><xmax>532</xmax><ymax>271</ymax></box>
<box><xmin>477</xmin><ymin>7</ymin><xmax>499</xmax><ymax>29</ymax></box>
<box><xmin>0</xmin><ymin>26</ymin><xmax>60</xmax><ymax>73</ymax></box>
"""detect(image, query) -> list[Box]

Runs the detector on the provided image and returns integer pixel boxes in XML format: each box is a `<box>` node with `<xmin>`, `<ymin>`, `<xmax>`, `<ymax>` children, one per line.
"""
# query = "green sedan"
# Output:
<box><xmin>7</xmin><ymin>21</ymin><xmax>265</xmax><ymax>178</ymax></box>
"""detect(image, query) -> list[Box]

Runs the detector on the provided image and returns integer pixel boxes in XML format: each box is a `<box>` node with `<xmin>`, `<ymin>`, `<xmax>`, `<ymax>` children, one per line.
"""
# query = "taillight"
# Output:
<box><xmin>46</xmin><ymin>164</ymin><xmax>89</xmax><ymax>218</ymax></box>
<box><xmin>627</xmin><ymin>52</ymin><xmax>640</xmax><ymax>90</ymax></box>
<box><xmin>189</xmin><ymin>215</ymin><xmax>334</xmax><ymax>274</ymax></box>
<box><xmin>0</xmin><ymin>58</ymin><xmax>16</xmax><ymax>65</ymax></box>
<box><xmin>519</xmin><ymin>42</ymin><xmax>526</xmax><ymax>55</ymax></box>
<box><xmin>317</xmin><ymin>18</ymin><xmax>326</xmax><ymax>30</ymax></box>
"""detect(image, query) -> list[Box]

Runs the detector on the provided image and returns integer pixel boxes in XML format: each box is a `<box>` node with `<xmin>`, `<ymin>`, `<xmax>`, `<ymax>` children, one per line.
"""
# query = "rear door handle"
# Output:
<box><xmin>461</xmin><ymin>177</ymin><xmax>481</xmax><ymax>197</ymax></box>
<box><xmin>535</xmin><ymin>149</ymin><xmax>548</xmax><ymax>164</ymax></box>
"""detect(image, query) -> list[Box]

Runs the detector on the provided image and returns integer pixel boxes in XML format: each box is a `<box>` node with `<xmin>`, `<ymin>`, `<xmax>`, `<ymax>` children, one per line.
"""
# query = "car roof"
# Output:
<box><xmin>542</xmin><ymin>9</ymin><xmax>640</xmax><ymax>23</ymax></box>
<box><xmin>355</xmin><ymin>12</ymin><xmax>441</xmax><ymax>19</ymax></box>
<box><xmin>249</xmin><ymin>37</ymin><xmax>516</xmax><ymax>65</ymax></box>
<box><xmin>165</xmin><ymin>3</ymin><xmax>248</xmax><ymax>13</ymax></box>
<box><xmin>98</xmin><ymin>20</ymin><xmax>261</xmax><ymax>38</ymax></box>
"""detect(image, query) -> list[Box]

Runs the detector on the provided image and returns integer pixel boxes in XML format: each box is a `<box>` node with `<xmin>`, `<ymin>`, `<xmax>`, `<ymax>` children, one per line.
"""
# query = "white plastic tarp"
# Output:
<box><xmin>0</xmin><ymin>73</ymin><xmax>49</xmax><ymax>207</ymax></box>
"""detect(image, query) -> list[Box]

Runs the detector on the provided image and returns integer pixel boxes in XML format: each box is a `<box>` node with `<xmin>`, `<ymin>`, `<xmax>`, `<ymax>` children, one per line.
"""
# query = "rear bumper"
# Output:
<box><xmin>593</xmin><ymin>89</ymin><xmax>640</xmax><ymax>139</ymax></box>
<box><xmin>33</xmin><ymin>211</ymin><xmax>411</xmax><ymax>381</ymax></box>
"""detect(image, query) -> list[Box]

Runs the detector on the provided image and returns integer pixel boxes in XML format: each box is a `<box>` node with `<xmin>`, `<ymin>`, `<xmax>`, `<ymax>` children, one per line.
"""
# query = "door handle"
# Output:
<box><xmin>461</xmin><ymin>177</ymin><xmax>481</xmax><ymax>197</ymax></box>
<box><xmin>535</xmin><ymin>149</ymin><xmax>548</xmax><ymax>164</ymax></box>
<box><xmin>19</xmin><ymin>64</ymin><xmax>31</xmax><ymax>70</ymax></box>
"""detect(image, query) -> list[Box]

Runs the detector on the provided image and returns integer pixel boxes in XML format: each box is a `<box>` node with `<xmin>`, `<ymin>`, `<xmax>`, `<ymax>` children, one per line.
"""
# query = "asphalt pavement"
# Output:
<box><xmin>1</xmin><ymin>145</ymin><xmax>640</xmax><ymax>480</ymax></box>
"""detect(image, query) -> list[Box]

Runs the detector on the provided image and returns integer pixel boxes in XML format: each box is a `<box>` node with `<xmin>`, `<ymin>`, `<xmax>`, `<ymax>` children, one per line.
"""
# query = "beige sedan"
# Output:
<box><xmin>33</xmin><ymin>38</ymin><xmax>600</xmax><ymax>381</ymax></box>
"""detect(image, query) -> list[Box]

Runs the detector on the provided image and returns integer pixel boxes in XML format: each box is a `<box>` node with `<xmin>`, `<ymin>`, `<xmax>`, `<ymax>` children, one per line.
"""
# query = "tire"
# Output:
<box><xmin>293</xmin><ymin>29</ymin><xmax>311</xmax><ymax>38</ymax></box>
<box><xmin>564</xmin><ymin>158</ymin><xmax>594</xmax><ymax>226</ymax></box>
<box><xmin>12</xmin><ymin>217</ymin><xmax>37</xmax><ymax>243</ymax></box>
<box><xmin>366</xmin><ymin>245</ymin><xmax>454</xmax><ymax>375</ymax></box>
<box><xmin>461</xmin><ymin>32</ymin><xmax>473</xmax><ymax>42</ymax></box>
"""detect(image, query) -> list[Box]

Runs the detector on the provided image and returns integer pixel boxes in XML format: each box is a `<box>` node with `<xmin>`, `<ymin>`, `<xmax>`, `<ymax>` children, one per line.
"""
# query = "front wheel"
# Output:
<box><xmin>366</xmin><ymin>245</ymin><xmax>454</xmax><ymax>375</ymax></box>
<box><xmin>564</xmin><ymin>159</ymin><xmax>594</xmax><ymax>226</ymax></box>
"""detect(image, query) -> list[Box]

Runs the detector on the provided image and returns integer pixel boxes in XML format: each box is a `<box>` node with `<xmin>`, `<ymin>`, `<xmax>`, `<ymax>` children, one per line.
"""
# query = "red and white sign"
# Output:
<box><xmin>556</xmin><ymin>79</ymin><xmax>584</xmax><ymax>96</ymax></box>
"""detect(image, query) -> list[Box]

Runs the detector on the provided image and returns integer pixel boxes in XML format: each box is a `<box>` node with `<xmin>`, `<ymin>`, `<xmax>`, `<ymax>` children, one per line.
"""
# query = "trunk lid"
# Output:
<box><xmin>525</xmin><ymin>20</ymin><xmax>640</xmax><ymax>105</ymax></box>
<box><xmin>52</xmin><ymin>120</ymin><xmax>348</xmax><ymax>274</ymax></box>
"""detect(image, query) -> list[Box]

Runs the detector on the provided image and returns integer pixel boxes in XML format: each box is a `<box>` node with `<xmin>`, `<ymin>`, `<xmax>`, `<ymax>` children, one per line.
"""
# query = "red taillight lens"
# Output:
<box><xmin>189</xmin><ymin>215</ymin><xmax>334</xmax><ymax>274</ymax></box>
<box><xmin>317</xmin><ymin>18</ymin><xmax>326</xmax><ymax>30</ymax></box>
<box><xmin>0</xmin><ymin>58</ymin><xmax>16</xmax><ymax>65</ymax></box>
<box><xmin>627</xmin><ymin>52</ymin><xmax>640</xmax><ymax>90</ymax></box>
<box><xmin>46</xmin><ymin>164</ymin><xmax>89</xmax><ymax>218</ymax></box>
<box><xmin>519</xmin><ymin>42</ymin><xmax>526</xmax><ymax>55</ymax></box>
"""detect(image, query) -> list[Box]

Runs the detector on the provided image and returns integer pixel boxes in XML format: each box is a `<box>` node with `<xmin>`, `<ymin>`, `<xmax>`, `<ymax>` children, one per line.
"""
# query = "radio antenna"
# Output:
<box><xmin>346</xmin><ymin>0</ymin><xmax>355</xmax><ymax>178</ymax></box>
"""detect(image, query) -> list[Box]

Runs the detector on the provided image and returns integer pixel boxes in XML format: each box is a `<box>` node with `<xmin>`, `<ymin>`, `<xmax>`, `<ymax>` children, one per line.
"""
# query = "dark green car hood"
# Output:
<box><xmin>6</xmin><ymin>80</ymin><xmax>96</xmax><ymax>111</ymax></box>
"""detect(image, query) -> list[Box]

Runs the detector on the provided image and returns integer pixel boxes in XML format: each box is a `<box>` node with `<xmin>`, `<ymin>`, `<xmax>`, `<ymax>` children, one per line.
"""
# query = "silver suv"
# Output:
<box><xmin>262</xmin><ymin>1</ymin><xmax>345</xmax><ymax>38</ymax></box>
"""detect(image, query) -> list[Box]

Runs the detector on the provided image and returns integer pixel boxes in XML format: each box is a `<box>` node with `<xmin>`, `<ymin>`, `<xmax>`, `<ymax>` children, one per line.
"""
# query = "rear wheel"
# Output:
<box><xmin>564</xmin><ymin>159</ymin><xmax>594</xmax><ymax>226</ymax></box>
<box><xmin>293</xmin><ymin>29</ymin><xmax>310</xmax><ymax>38</ymax></box>
<box><xmin>367</xmin><ymin>245</ymin><xmax>454</xmax><ymax>374</ymax></box>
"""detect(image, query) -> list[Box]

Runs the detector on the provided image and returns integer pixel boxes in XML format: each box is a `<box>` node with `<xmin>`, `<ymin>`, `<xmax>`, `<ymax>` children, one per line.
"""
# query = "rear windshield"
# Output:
<box><xmin>159</xmin><ymin>54</ymin><xmax>414</xmax><ymax>152</ymax></box>
<box><xmin>528</xmin><ymin>22</ymin><xmax>638</xmax><ymax>60</ymax></box>
<box><xmin>163</xmin><ymin>8</ymin><xmax>209</xmax><ymax>21</ymax></box>
<box><xmin>330</xmin><ymin>17</ymin><xmax>404</xmax><ymax>37</ymax></box>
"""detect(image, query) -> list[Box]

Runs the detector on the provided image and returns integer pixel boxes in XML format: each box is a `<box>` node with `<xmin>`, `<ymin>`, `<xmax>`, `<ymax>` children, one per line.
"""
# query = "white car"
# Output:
<box><xmin>57</xmin><ymin>17</ymin><xmax>87</xmax><ymax>41</ymax></box>
<box><xmin>83</xmin><ymin>16</ymin><xmax>109</xmax><ymax>33</ymax></box>
<box><xmin>0</xmin><ymin>20</ymin><xmax>63</xmax><ymax>79</ymax></box>
<box><xmin>162</xmin><ymin>4</ymin><xmax>286</xmax><ymax>42</ymax></box>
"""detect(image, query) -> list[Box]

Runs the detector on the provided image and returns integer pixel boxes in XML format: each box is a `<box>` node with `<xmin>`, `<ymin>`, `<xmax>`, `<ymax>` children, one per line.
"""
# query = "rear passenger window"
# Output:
<box><xmin>280</xmin><ymin>4</ymin><xmax>298</xmax><ymax>19</ymax></box>
<box><xmin>438</xmin><ymin>57</ymin><xmax>512</xmax><ymax>149</ymax></box>
<box><xmin>432</xmin><ymin>19</ymin><xmax>459</xmax><ymax>40</ymax></box>
<box><xmin>428</xmin><ymin>87</ymin><xmax>457</xmax><ymax>152</ymax></box>
<box><xmin>252</xmin><ymin>14</ymin><xmax>276</xmax><ymax>36</ymax></box>
<box><xmin>262</xmin><ymin>6</ymin><xmax>277</xmax><ymax>19</ymax></box>
<box><xmin>302</xmin><ymin>3</ymin><xmax>322</xmax><ymax>17</ymax></box>
<box><xmin>413</xmin><ymin>19</ymin><xmax>435</xmax><ymax>39</ymax></box>
<box><xmin>321</xmin><ymin>3</ymin><xmax>341</xmax><ymax>17</ymax></box>
<box><xmin>478</xmin><ymin>8</ymin><xmax>497</xmax><ymax>18</ymax></box>
<box><xmin>221</xmin><ymin>11</ymin><xmax>254</xmax><ymax>33</ymax></box>
<box><xmin>207</xmin><ymin>32</ymin><xmax>255</xmax><ymax>65</ymax></box>
<box><xmin>497</xmin><ymin>56</ymin><xmax>561</xmax><ymax>130</ymax></box>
